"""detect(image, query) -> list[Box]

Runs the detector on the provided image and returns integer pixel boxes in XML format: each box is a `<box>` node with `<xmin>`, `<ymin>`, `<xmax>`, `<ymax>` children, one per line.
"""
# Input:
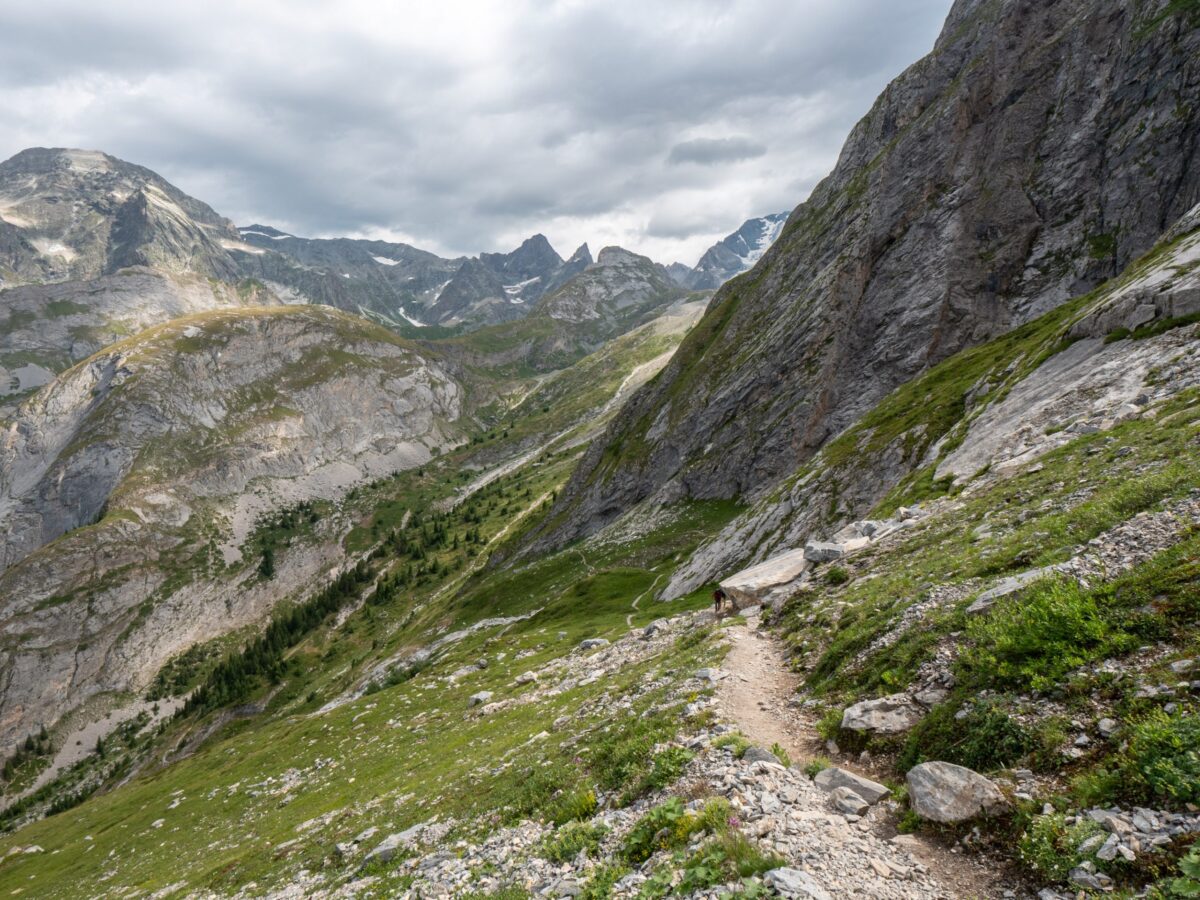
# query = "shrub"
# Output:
<box><xmin>898</xmin><ymin>700</ymin><xmax>1033</xmax><ymax>772</ymax></box>
<box><xmin>1121</xmin><ymin>709</ymin><xmax>1200</xmax><ymax>807</ymax></box>
<box><xmin>1018</xmin><ymin>812</ymin><xmax>1103</xmax><ymax>881</ymax></box>
<box><xmin>825</xmin><ymin>566</ymin><xmax>851</xmax><ymax>586</ymax></box>
<box><xmin>625</xmin><ymin>746</ymin><xmax>693</xmax><ymax>800</ymax></box>
<box><xmin>1165</xmin><ymin>844</ymin><xmax>1200</xmax><ymax>897</ymax></box>
<box><xmin>541</xmin><ymin>821</ymin><xmax>607</xmax><ymax>863</ymax></box>
<box><xmin>770</xmin><ymin>742</ymin><xmax>792</xmax><ymax>768</ymax></box>
<box><xmin>678</xmin><ymin>830</ymin><xmax>785</xmax><ymax>893</ymax></box>
<box><xmin>549</xmin><ymin>788</ymin><xmax>598</xmax><ymax>825</ymax></box>
<box><xmin>713</xmin><ymin>732</ymin><xmax>752</xmax><ymax>758</ymax></box>
<box><xmin>803</xmin><ymin>756</ymin><xmax>831</xmax><ymax>779</ymax></box>
<box><xmin>816</xmin><ymin>709</ymin><xmax>843</xmax><ymax>741</ymax></box>
<box><xmin>962</xmin><ymin>578</ymin><xmax>1109</xmax><ymax>692</ymax></box>
<box><xmin>579</xmin><ymin>864</ymin><xmax>628</xmax><ymax>900</ymax></box>
<box><xmin>621</xmin><ymin>797</ymin><xmax>696</xmax><ymax>864</ymax></box>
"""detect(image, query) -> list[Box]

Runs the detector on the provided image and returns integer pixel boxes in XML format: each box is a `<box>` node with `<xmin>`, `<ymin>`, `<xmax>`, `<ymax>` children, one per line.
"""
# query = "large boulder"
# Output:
<box><xmin>906</xmin><ymin>761</ymin><xmax>1007</xmax><ymax>823</ymax></box>
<box><xmin>813</xmin><ymin>767</ymin><xmax>890</xmax><ymax>804</ymax></box>
<box><xmin>841</xmin><ymin>694</ymin><xmax>924</xmax><ymax>734</ymax></box>
<box><xmin>720</xmin><ymin>548</ymin><xmax>810</xmax><ymax>607</ymax></box>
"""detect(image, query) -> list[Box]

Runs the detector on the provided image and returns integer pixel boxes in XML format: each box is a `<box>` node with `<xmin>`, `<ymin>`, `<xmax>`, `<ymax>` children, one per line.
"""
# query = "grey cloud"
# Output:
<box><xmin>667</xmin><ymin>137</ymin><xmax>767</xmax><ymax>166</ymax></box>
<box><xmin>0</xmin><ymin>0</ymin><xmax>953</xmax><ymax>263</ymax></box>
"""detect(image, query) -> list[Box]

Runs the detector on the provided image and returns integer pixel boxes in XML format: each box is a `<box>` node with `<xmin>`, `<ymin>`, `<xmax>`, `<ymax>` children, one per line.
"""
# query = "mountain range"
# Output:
<box><xmin>0</xmin><ymin>0</ymin><xmax>1199</xmax><ymax>896</ymax></box>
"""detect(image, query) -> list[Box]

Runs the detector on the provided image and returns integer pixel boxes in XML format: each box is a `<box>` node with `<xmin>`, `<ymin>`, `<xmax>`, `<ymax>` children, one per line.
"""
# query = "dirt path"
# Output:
<box><xmin>716</xmin><ymin>613</ymin><xmax>1025</xmax><ymax>900</ymax></box>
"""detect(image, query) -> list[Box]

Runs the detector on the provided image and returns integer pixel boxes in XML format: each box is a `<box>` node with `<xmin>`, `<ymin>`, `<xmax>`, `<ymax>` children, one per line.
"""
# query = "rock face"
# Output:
<box><xmin>0</xmin><ymin>148</ymin><xmax>242</xmax><ymax>288</ymax></box>
<box><xmin>526</xmin><ymin>0</ymin><xmax>1200</xmax><ymax>553</ymax></box>
<box><xmin>0</xmin><ymin>305</ymin><xmax>462</xmax><ymax>750</ymax></box>
<box><xmin>0</xmin><ymin>270</ymin><xmax>277</xmax><ymax>411</ymax></box>
<box><xmin>906</xmin><ymin>761</ymin><xmax>1007</xmax><ymax>823</ymax></box>
<box><xmin>535</xmin><ymin>247</ymin><xmax>687</xmax><ymax>328</ymax></box>
<box><xmin>441</xmin><ymin>248</ymin><xmax>696</xmax><ymax>376</ymax></box>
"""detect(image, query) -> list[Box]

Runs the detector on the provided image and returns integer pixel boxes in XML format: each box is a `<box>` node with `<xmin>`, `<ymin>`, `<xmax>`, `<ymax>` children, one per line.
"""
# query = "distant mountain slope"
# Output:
<box><xmin>0</xmin><ymin>149</ymin><xmax>284</xmax><ymax>409</ymax></box>
<box><xmin>528</xmin><ymin>0</ymin><xmax>1200</xmax><ymax>551</ymax></box>
<box><xmin>672</xmin><ymin>212</ymin><xmax>789</xmax><ymax>290</ymax></box>
<box><xmin>0</xmin><ymin>305</ymin><xmax>463</xmax><ymax>749</ymax></box>
<box><xmin>440</xmin><ymin>246</ymin><xmax>698</xmax><ymax>375</ymax></box>
<box><xmin>235</xmin><ymin>227</ymin><xmax>595</xmax><ymax>329</ymax></box>
<box><xmin>0</xmin><ymin>148</ymin><xmax>242</xmax><ymax>287</ymax></box>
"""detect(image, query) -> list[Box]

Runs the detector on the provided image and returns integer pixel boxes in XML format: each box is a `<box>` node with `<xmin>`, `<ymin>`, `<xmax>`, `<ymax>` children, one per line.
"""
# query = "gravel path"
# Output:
<box><xmin>717</xmin><ymin>613</ymin><xmax>1025</xmax><ymax>899</ymax></box>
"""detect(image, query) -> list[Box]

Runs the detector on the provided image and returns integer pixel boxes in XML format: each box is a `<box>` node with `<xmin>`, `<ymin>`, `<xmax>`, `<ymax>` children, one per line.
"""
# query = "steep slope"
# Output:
<box><xmin>533</xmin><ymin>0</ymin><xmax>1200</xmax><ymax>551</ymax></box>
<box><xmin>673</xmin><ymin>212</ymin><xmax>789</xmax><ymax>290</ymax></box>
<box><xmin>0</xmin><ymin>149</ymin><xmax>283</xmax><ymax>407</ymax></box>
<box><xmin>0</xmin><ymin>305</ymin><xmax>462</xmax><ymax>750</ymax></box>
<box><xmin>667</xmin><ymin>200</ymin><xmax>1200</xmax><ymax>598</ymax></box>
<box><xmin>0</xmin><ymin>148</ymin><xmax>242</xmax><ymax>287</ymax></box>
<box><xmin>233</xmin><ymin>224</ymin><xmax>462</xmax><ymax>325</ymax></box>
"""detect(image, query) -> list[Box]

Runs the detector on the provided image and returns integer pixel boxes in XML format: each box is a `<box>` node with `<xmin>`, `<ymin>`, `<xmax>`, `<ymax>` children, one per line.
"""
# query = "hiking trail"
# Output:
<box><xmin>716</xmin><ymin>612</ymin><xmax>1024</xmax><ymax>900</ymax></box>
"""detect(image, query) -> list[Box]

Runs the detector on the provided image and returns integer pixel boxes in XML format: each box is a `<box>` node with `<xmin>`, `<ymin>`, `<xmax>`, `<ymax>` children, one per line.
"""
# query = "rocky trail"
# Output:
<box><xmin>716</xmin><ymin>613</ymin><xmax>1024</xmax><ymax>900</ymax></box>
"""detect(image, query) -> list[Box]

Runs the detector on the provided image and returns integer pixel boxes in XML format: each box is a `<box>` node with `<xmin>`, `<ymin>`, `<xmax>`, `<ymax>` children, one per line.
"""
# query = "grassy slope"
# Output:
<box><xmin>0</xmin><ymin>443</ymin><xmax>738</xmax><ymax>895</ymax></box>
<box><xmin>0</xmin><ymin>302</ymin><xmax>728</xmax><ymax>895</ymax></box>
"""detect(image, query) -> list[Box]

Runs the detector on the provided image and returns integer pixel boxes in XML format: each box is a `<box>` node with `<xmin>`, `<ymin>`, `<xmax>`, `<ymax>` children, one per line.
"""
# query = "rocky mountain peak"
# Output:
<box><xmin>566</xmin><ymin>243</ymin><xmax>592</xmax><ymax>266</ymax></box>
<box><xmin>593</xmin><ymin>246</ymin><xmax>647</xmax><ymax>268</ymax></box>
<box><xmin>0</xmin><ymin>147</ymin><xmax>240</xmax><ymax>287</ymax></box>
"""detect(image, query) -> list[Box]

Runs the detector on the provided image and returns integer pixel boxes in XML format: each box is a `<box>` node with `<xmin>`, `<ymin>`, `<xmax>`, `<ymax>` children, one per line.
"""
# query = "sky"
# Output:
<box><xmin>0</xmin><ymin>0</ymin><xmax>952</xmax><ymax>266</ymax></box>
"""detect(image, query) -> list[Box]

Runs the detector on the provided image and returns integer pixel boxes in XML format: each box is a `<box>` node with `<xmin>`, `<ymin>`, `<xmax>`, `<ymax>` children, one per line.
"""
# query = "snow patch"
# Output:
<box><xmin>219</xmin><ymin>239</ymin><xmax>265</xmax><ymax>255</ymax></box>
<box><xmin>398</xmin><ymin>308</ymin><xmax>427</xmax><ymax>327</ymax></box>
<box><xmin>503</xmin><ymin>276</ymin><xmax>541</xmax><ymax>295</ymax></box>
<box><xmin>738</xmin><ymin>216</ymin><xmax>787</xmax><ymax>268</ymax></box>
<box><xmin>373</xmin><ymin>255</ymin><xmax>401</xmax><ymax>266</ymax></box>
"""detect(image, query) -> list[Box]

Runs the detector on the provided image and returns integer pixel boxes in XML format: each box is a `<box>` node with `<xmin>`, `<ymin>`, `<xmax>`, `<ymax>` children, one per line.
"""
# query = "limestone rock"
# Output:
<box><xmin>763</xmin><ymin>867</ymin><xmax>833</xmax><ymax>900</ymax></box>
<box><xmin>841</xmin><ymin>694</ymin><xmax>924</xmax><ymax>734</ymax></box>
<box><xmin>906</xmin><ymin>761</ymin><xmax>1007</xmax><ymax>823</ymax></box>
<box><xmin>720</xmin><ymin>548</ymin><xmax>809</xmax><ymax>607</ymax></box>
<box><xmin>742</xmin><ymin>746</ymin><xmax>781</xmax><ymax>765</ymax></box>
<box><xmin>830</xmin><ymin>786</ymin><xmax>869</xmax><ymax>816</ymax></box>
<box><xmin>813</xmin><ymin>767</ymin><xmax>890</xmax><ymax>804</ymax></box>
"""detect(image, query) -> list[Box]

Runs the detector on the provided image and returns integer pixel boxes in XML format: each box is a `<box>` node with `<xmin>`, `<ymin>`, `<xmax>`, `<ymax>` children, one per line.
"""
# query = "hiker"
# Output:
<box><xmin>713</xmin><ymin>587</ymin><xmax>728</xmax><ymax>616</ymax></box>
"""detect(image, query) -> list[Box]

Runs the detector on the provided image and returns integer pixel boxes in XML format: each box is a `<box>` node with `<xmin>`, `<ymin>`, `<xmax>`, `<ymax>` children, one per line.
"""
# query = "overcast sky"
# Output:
<box><xmin>0</xmin><ymin>0</ymin><xmax>952</xmax><ymax>265</ymax></box>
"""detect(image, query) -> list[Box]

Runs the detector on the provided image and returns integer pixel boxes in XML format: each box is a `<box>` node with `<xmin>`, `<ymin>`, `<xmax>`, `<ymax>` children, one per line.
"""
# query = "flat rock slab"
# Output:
<box><xmin>720</xmin><ymin>548</ymin><xmax>810</xmax><ymax>606</ymax></box>
<box><xmin>841</xmin><ymin>694</ymin><xmax>924</xmax><ymax>734</ymax></box>
<box><xmin>813</xmin><ymin>766</ymin><xmax>891</xmax><ymax>804</ymax></box>
<box><xmin>764</xmin><ymin>867</ymin><xmax>833</xmax><ymax>900</ymax></box>
<box><xmin>967</xmin><ymin>565</ymin><xmax>1064</xmax><ymax>614</ymax></box>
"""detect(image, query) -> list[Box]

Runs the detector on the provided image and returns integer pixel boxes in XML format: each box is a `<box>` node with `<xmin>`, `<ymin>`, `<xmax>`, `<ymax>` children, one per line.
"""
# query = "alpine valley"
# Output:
<box><xmin>0</xmin><ymin>1</ymin><xmax>1199</xmax><ymax>898</ymax></box>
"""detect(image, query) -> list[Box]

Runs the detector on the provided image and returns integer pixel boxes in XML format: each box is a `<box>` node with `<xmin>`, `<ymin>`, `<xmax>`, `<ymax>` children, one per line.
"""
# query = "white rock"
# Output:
<box><xmin>763</xmin><ymin>867</ymin><xmax>833</xmax><ymax>899</ymax></box>
<box><xmin>813</xmin><ymin>767</ymin><xmax>890</xmax><ymax>804</ymax></box>
<box><xmin>841</xmin><ymin>694</ymin><xmax>924</xmax><ymax>734</ymax></box>
<box><xmin>906</xmin><ymin>761</ymin><xmax>1007</xmax><ymax>823</ymax></box>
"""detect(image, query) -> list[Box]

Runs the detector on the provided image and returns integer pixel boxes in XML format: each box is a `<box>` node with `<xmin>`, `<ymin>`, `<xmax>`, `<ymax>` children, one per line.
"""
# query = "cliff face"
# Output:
<box><xmin>0</xmin><ymin>306</ymin><xmax>462</xmax><ymax>748</ymax></box>
<box><xmin>531</xmin><ymin>0</ymin><xmax>1200</xmax><ymax>549</ymax></box>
